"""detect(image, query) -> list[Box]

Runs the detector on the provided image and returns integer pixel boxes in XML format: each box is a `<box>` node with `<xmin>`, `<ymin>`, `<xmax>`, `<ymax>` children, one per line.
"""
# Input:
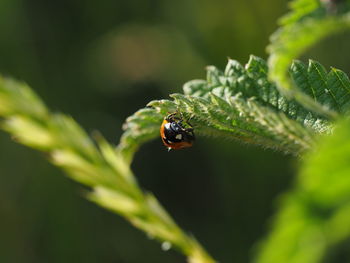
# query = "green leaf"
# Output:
<box><xmin>289</xmin><ymin>59</ymin><xmax>350</xmax><ymax>115</ymax></box>
<box><xmin>255</xmin><ymin>118</ymin><xmax>350</xmax><ymax>263</ymax></box>
<box><xmin>267</xmin><ymin>0</ymin><xmax>350</xmax><ymax>118</ymax></box>
<box><xmin>279</xmin><ymin>0</ymin><xmax>320</xmax><ymax>25</ymax></box>
<box><xmin>0</xmin><ymin>76</ymin><xmax>217</xmax><ymax>263</ymax></box>
<box><xmin>0</xmin><ymin>77</ymin><xmax>48</xmax><ymax>118</ymax></box>
<box><xmin>120</xmin><ymin>56</ymin><xmax>339</xmax><ymax>159</ymax></box>
<box><xmin>117</xmin><ymin>107</ymin><xmax>167</xmax><ymax>163</ymax></box>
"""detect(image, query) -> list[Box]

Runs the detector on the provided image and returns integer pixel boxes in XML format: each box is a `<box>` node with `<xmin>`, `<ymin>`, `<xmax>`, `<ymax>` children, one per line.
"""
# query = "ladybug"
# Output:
<box><xmin>160</xmin><ymin>113</ymin><xmax>195</xmax><ymax>151</ymax></box>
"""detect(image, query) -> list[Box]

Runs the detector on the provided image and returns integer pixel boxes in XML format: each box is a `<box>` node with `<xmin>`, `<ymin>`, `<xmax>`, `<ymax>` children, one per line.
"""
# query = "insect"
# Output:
<box><xmin>160</xmin><ymin>112</ymin><xmax>195</xmax><ymax>151</ymax></box>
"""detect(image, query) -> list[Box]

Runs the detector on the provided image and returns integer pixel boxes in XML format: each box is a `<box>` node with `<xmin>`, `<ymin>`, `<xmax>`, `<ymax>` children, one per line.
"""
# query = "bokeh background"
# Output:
<box><xmin>1</xmin><ymin>0</ymin><xmax>350</xmax><ymax>262</ymax></box>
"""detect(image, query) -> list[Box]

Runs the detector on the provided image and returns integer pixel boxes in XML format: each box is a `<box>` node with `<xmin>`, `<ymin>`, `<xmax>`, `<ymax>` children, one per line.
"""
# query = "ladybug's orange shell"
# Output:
<box><xmin>160</xmin><ymin>119</ymin><xmax>168</xmax><ymax>139</ymax></box>
<box><xmin>161</xmin><ymin>137</ymin><xmax>193</xmax><ymax>150</ymax></box>
<box><xmin>160</xmin><ymin>119</ymin><xmax>194</xmax><ymax>150</ymax></box>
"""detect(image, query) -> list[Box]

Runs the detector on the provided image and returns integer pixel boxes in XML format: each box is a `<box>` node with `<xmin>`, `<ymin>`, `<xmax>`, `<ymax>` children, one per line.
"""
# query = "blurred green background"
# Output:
<box><xmin>1</xmin><ymin>0</ymin><xmax>350</xmax><ymax>262</ymax></box>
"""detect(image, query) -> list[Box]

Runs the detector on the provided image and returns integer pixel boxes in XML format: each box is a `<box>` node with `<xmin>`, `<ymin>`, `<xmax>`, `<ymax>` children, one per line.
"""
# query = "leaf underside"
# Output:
<box><xmin>119</xmin><ymin>56</ymin><xmax>350</xmax><ymax>160</ymax></box>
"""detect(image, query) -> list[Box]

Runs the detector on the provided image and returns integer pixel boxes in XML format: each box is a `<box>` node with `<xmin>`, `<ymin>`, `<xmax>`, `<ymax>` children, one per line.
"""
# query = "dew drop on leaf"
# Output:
<box><xmin>161</xmin><ymin>241</ymin><xmax>172</xmax><ymax>251</ymax></box>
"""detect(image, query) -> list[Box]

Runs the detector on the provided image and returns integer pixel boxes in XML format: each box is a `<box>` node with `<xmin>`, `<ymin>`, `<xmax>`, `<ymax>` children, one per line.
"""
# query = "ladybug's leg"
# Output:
<box><xmin>165</xmin><ymin>112</ymin><xmax>176</xmax><ymax>121</ymax></box>
<box><xmin>166</xmin><ymin>112</ymin><xmax>182</xmax><ymax>122</ymax></box>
